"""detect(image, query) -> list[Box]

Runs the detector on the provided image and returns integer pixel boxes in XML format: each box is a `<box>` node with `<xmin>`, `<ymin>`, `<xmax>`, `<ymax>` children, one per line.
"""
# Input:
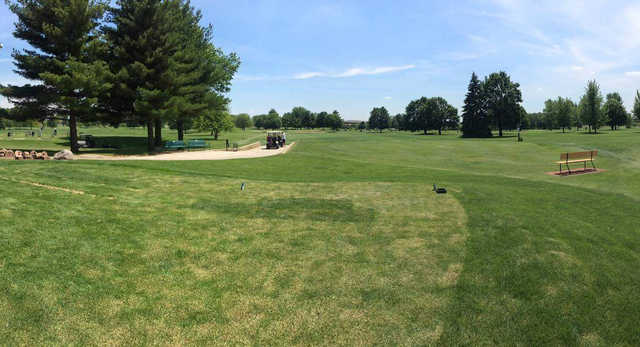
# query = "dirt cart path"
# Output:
<box><xmin>77</xmin><ymin>143</ymin><xmax>295</xmax><ymax>161</ymax></box>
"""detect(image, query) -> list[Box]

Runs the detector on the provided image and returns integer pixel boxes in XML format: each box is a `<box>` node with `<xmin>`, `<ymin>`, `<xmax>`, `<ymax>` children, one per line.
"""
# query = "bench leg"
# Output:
<box><xmin>591</xmin><ymin>160</ymin><xmax>596</xmax><ymax>170</ymax></box>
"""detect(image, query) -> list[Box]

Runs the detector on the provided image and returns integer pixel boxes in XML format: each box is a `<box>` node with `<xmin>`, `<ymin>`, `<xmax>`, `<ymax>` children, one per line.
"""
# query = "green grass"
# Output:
<box><xmin>1</xmin><ymin>128</ymin><xmax>639</xmax><ymax>345</ymax></box>
<box><xmin>0</xmin><ymin>126</ymin><xmax>264</xmax><ymax>155</ymax></box>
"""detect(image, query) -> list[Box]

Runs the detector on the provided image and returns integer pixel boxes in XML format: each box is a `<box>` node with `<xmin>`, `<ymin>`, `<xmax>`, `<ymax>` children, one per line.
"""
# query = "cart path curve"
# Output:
<box><xmin>77</xmin><ymin>142</ymin><xmax>295</xmax><ymax>161</ymax></box>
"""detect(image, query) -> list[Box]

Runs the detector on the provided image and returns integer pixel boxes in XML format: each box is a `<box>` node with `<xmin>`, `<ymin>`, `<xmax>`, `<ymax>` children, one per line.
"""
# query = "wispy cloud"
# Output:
<box><xmin>0</xmin><ymin>58</ymin><xmax>12</xmax><ymax>64</ymax></box>
<box><xmin>625</xmin><ymin>71</ymin><xmax>640</xmax><ymax>77</ymax></box>
<box><xmin>293</xmin><ymin>72</ymin><xmax>326</xmax><ymax>80</ymax></box>
<box><xmin>383</xmin><ymin>96</ymin><xmax>392</xmax><ymax>100</ymax></box>
<box><xmin>239</xmin><ymin>64</ymin><xmax>416</xmax><ymax>82</ymax></box>
<box><xmin>334</xmin><ymin>65</ymin><xmax>415</xmax><ymax>78</ymax></box>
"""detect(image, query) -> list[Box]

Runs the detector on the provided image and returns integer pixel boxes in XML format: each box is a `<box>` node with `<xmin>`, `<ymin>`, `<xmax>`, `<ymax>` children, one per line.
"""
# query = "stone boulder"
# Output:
<box><xmin>54</xmin><ymin>149</ymin><xmax>74</xmax><ymax>160</ymax></box>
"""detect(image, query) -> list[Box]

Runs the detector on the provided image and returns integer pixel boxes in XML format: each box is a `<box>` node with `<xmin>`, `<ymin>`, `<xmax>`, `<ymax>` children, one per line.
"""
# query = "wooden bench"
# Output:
<box><xmin>163</xmin><ymin>140</ymin><xmax>186</xmax><ymax>151</ymax></box>
<box><xmin>556</xmin><ymin>151</ymin><xmax>597</xmax><ymax>174</ymax></box>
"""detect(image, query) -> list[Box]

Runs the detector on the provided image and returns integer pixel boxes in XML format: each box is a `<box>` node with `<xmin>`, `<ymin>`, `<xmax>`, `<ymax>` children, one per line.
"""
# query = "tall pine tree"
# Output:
<box><xmin>461</xmin><ymin>72</ymin><xmax>491</xmax><ymax>137</ymax></box>
<box><xmin>106</xmin><ymin>0</ymin><xmax>177</xmax><ymax>151</ymax></box>
<box><xmin>2</xmin><ymin>0</ymin><xmax>110</xmax><ymax>153</ymax></box>
<box><xmin>106</xmin><ymin>0</ymin><xmax>238</xmax><ymax>149</ymax></box>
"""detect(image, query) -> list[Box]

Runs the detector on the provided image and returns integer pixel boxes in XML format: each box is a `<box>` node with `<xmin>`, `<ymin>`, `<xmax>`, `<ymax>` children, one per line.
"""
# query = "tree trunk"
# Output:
<box><xmin>69</xmin><ymin>113</ymin><xmax>79</xmax><ymax>154</ymax></box>
<box><xmin>498</xmin><ymin>117</ymin><xmax>503</xmax><ymax>137</ymax></box>
<box><xmin>177</xmin><ymin>120</ymin><xmax>184</xmax><ymax>141</ymax></box>
<box><xmin>214</xmin><ymin>130</ymin><xmax>219</xmax><ymax>140</ymax></box>
<box><xmin>154</xmin><ymin>119</ymin><xmax>162</xmax><ymax>147</ymax></box>
<box><xmin>423</xmin><ymin>129</ymin><xmax>427</xmax><ymax>135</ymax></box>
<box><xmin>147</xmin><ymin>121</ymin><xmax>154</xmax><ymax>152</ymax></box>
<box><xmin>438</xmin><ymin>128</ymin><xmax>442</xmax><ymax>135</ymax></box>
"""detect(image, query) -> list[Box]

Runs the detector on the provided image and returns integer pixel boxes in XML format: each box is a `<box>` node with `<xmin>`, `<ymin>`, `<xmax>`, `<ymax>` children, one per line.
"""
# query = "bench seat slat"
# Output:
<box><xmin>555</xmin><ymin>159</ymin><xmax>593</xmax><ymax>164</ymax></box>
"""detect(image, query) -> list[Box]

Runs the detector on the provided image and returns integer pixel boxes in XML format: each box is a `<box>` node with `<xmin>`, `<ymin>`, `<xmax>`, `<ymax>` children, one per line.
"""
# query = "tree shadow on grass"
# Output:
<box><xmin>59</xmin><ymin>136</ymin><xmax>151</xmax><ymax>155</ymax></box>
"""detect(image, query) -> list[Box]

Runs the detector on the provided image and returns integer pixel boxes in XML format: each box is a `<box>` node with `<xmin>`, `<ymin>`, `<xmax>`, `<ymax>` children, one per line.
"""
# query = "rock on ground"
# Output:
<box><xmin>54</xmin><ymin>150</ymin><xmax>74</xmax><ymax>160</ymax></box>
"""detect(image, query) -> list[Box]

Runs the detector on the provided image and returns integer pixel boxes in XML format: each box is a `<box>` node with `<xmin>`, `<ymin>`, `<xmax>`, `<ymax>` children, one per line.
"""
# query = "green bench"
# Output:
<box><xmin>164</xmin><ymin>140</ymin><xmax>186</xmax><ymax>151</ymax></box>
<box><xmin>187</xmin><ymin>139</ymin><xmax>209</xmax><ymax>151</ymax></box>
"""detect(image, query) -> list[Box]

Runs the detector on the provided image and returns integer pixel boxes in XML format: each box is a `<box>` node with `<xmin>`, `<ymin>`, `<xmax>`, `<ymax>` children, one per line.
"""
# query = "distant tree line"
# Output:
<box><xmin>367</xmin><ymin>97</ymin><xmax>459</xmax><ymax>135</ymax></box>
<box><xmin>520</xmin><ymin>81</ymin><xmax>635</xmax><ymax>133</ymax></box>
<box><xmin>251</xmin><ymin>107</ymin><xmax>344</xmax><ymax>130</ymax></box>
<box><xmin>1</xmin><ymin>0</ymin><xmax>239</xmax><ymax>153</ymax></box>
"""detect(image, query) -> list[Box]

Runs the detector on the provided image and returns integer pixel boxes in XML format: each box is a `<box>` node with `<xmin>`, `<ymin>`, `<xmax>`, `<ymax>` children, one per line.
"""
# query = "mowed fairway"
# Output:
<box><xmin>1</xmin><ymin>130</ymin><xmax>639</xmax><ymax>345</ymax></box>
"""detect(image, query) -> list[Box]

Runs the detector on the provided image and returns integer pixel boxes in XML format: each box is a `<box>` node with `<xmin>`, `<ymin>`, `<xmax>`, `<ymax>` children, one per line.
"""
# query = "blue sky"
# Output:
<box><xmin>2</xmin><ymin>0</ymin><xmax>640</xmax><ymax>120</ymax></box>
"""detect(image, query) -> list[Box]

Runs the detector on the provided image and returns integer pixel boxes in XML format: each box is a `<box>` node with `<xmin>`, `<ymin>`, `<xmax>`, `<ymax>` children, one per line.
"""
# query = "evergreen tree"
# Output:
<box><xmin>2</xmin><ymin>0</ymin><xmax>110</xmax><ymax>153</ymax></box>
<box><xmin>461</xmin><ymin>72</ymin><xmax>490</xmax><ymax>137</ymax></box>
<box><xmin>106</xmin><ymin>0</ymin><xmax>238</xmax><ymax>150</ymax></box>
<box><xmin>106</xmin><ymin>0</ymin><xmax>173</xmax><ymax>151</ymax></box>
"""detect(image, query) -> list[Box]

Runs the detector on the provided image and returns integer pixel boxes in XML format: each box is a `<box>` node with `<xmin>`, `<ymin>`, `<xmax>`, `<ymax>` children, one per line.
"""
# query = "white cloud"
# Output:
<box><xmin>291</xmin><ymin>64</ymin><xmax>416</xmax><ymax>80</ymax></box>
<box><xmin>293</xmin><ymin>72</ymin><xmax>326</xmax><ymax>80</ymax></box>
<box><xmin>334</xmin><ymin>65</ymin><xmax>415</xmax><ymax>78</ymax></box>
<box><xmin>383</xmin><ymin>96</ymin><xmax>392</xmax><ymax>100</ymax></box>
<box><xmin>625</xmin><ymin>71</ymin><xmax>640</xmax><ymax>77</ymax></box>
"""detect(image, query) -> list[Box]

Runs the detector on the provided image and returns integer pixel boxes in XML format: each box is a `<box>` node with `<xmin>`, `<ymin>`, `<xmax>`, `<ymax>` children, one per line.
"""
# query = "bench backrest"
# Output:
<box><xmin>188</xmin><ymin>140</ymin><xmax>206</xmax><ymax>145</ymax></box>
<box><xmin>165</xmin><ymin>141</ymin><xmax>185</xmax><ymax>146</ymax></box>
<box><xmin>560</xmin><ymin>150</ymin><xmax>598</xmax><ymax>161</ymax></box>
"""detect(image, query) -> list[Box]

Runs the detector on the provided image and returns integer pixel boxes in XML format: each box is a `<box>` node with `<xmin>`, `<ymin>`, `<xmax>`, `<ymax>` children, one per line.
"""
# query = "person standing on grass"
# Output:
<box><xmin>282</xmin><ymin>132</ymin><xmax>286</xmax><ymax>146</ymax></box>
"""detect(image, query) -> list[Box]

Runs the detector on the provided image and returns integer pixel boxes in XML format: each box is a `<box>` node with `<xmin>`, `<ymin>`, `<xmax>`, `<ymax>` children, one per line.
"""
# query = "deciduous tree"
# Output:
<box><xmin>603</xmin><ymin>92</ymin><xmax>627</xmax><ymax>130</ymax></box>
<box><xmin>368</xmin><ymin>106</ymin><xmax>390</xmax><ymax>132</ymax></box>
<box><xmin>633</xmin><ymin>91</ymin><xmax>640</xmax><ymax>123</ymax></box>
<box><xmin>195</xmin><ymin>110</ymin><xmax>233</xmax><ymax>139</ymax></box>
<box><xmin>579</xmin><ymin>80</ymin><xmax>604</xmax><ymax>133</ymax></box>
<box><xmin>483</xmin><ymin>71</ymin><xmax>522</xmax><ymax>137</ymax></box>
<box><xmin>234</xmin><ymin>113</ymin><xmax>252</xmax><ymax>131</ymax></box>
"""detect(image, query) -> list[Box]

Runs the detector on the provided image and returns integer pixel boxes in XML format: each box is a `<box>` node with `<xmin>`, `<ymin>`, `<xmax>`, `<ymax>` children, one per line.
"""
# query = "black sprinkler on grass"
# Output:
<box><xmin>433</xmin><ymin>184</ymin><xmax>447</xmax><ymax>194</ymax></box>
